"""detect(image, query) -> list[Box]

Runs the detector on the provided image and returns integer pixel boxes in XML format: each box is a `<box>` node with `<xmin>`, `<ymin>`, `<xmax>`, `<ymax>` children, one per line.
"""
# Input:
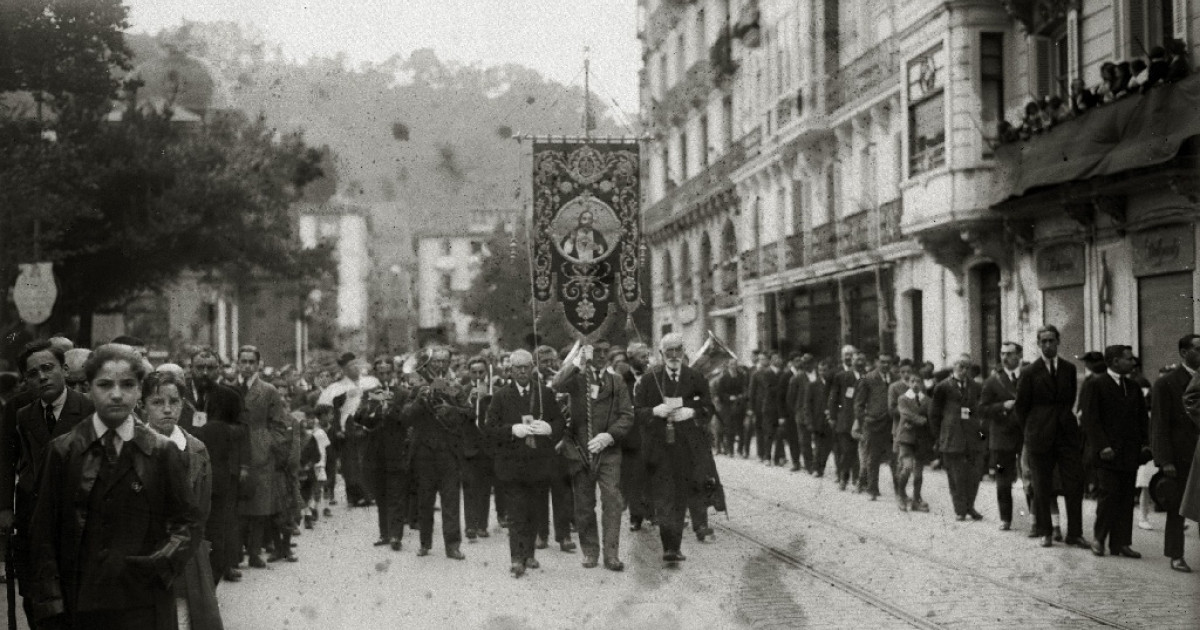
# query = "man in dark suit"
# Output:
<box><xmin>980</xmin><ymin>342</ymin><xmax>1024</xmax><ymax>531</ymax></box>
<box><xmin>1080</xmin><ymin>345</ymin><xmax>1150</xmax><ymax>558</ymax></box>
<box><xmin>534</xmin><ymin>346</ymin><xmax>577</xmax><ymax>550</ymax></box>
<box><xmin>1151</xmin><ymin>334</ymin><xmax>1200</xmax><ymax>572</ymax></box>
<box><xmin>1016</xmin><ymin>325</ymin><xmax>1090</xmax><ymax>549</ymax></box>
<box><xmin>828</xmin><ymin>351</ymin><xmax>866</xmax><ymax>491</ymax></box>
<box><xmin>233</xmin><ymin>345</ymin><xmax>292</xmax><ymax>568</ymax></box>
<box><xmin>635</xmin><ymin>333</ymin><xmax>721</xmax><ymax>562</ymax></box>
<box><xmin>356</xmin><ymin>376</ymin><xmax>410</xmax><ymax>550</ymax></box>
<box><xmin>461</xmin><ymin>356</ymin><xmax>497</xmax><ymax>541</ymax></box>
<box><xmin>854</xmin><ymin>353</ymin><xmax>896</xmax><ymax>499</ymax></box>
<box><xmin>405</xmin><ymin>346</ymin><xmax>470</xmax><ymax>560</ymax></box>
<box><xmin>715</xmin><ymin>362</ymin><xmax>750</xmax><ymax>458</ymax></box>
<box><xmin>553</xmin><ymin>341</ymin><xmax>634</xmax><ymax>571</ymax></box>
<box><xmin>484</xmin><ymin>350</ymin><xmax>564</xmax><ymax>578</ymax></box>
<box><xmin>805</xmin><ymin>359</ymin><xmax>835</xmax><ymax>477</ymax></box>
<box><xmin>749</xmin><ymin>351</ymin><xmax>786</xmax><ymax>464</ymax></box>
<box><xmin>782</xmin><ymin>353</ymin><xmax>810</xmax><ymax>472</ymax></box>
<box><xmin>0</xmin><ymin>340</ymin><xmax>94</xmax><ymax>626</ymax></box>
<box><xmin>31</xmin><ymin>343</ymin><xmax>200</xmax><ymax>630</ymax></box>
<box><xmin>931</xmin><ymin>355</ymin><xmax>984</xmax><ymax>520</ymax></box>
<box><xmin>179</xmin><ymin>348</ymin><xmax>245</xmax><ymax>583</ymax></box>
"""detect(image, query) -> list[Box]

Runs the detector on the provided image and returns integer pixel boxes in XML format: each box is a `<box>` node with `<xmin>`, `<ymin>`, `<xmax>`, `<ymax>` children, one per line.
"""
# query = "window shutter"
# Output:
<box><xmin>1173</xmin><ymin>0</ymin><xmax>1188</xmax><ymax>42</ymax></box>
<box><xmin>1029</xmin><ymin>37</ymin><xmax>1053</xmax><ymax>98</ymax></box>
<box><xmin>1066</xmin><ymin>10</ymin><xmax>1080</xmax><ymax>86</ymax></box>
<box><xmin>1129</xmin><ymin>0</ymin><xmax>1148</xmax><ymax>56</ymax></box>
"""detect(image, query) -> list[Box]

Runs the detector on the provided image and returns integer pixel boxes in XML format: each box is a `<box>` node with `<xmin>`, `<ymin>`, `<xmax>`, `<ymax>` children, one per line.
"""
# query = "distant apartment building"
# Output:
<box><xmin>413</xmin><ymin>209</ymin><xmax>514</xmax><ymax>350</ymax></box>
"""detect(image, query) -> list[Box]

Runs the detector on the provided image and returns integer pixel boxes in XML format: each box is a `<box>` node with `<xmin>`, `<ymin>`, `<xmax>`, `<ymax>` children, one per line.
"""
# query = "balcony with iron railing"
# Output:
<box><xmin>879</xmin><ymin>198</ymin><xmax>903</xmax><ymax>245</ymax></box>
<box><xmin>759</xmin><ymin>241</ymin><xmax>780</xmax><ymax>276</ymax></box>
<box><xmin>837</xmin><ymin>210</ymin><xmax>872</xmax><ymax>255</ymax></box>
<box><xmin>785</xmin><ymin>233</ymin><xmax>804</xmax><ymax>268</ymax></box>
<box><xmin>825</xmin><ymin>40</ymin><xmax>900</xmax><ymax>115</ymax></box>
<box><xmin>809</xmin><ymin>223</ymin><xmax>836</xmax><ymax>262</ymax></box>
<box><xmin>644</xmin><ymin>131</ymin><xmax>750</xmax><ymax>234</ymax></box>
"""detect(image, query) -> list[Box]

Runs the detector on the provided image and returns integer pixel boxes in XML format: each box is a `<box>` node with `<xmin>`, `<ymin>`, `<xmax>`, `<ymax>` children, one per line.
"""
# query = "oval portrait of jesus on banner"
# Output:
<box><xmin>552</xmin><ymin>195</ymin><xmax>621</xmax><ymax>264</ymax></box>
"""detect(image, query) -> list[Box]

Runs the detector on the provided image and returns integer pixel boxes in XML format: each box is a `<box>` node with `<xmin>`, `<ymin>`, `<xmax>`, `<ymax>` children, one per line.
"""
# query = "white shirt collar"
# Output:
<box><xmin>92</xmin><ymin>413</ymin><xmax>136</xmax><ymax>444</ymax></box>
<box><xmin>240</xmin><ymin>373</ymin><xmax>259</xmax><ymax>389</ymax></box>
<box><xmin>168</xmin><ymin>425</ymin><xmax>188</xmax><ymax>452</ymax></box>
<box><xmin>1184</xmin><ymin>364</ymin><xmax>1197</xmax><ymax>377</ymax></box>
<box><xmin>1042</xmin><ymin>355</ymin><xmax>1057</xmax><ymax>370</ymax></box>
<box><xmin>1107</xmin><ymin>368</ymin><xmax>1124</xmax><ymax>386</ymax></box>
<box><xmin>515</xmin><ymin>381</ymin><xmax>530</xmax><ymax>395</ymax></box>
<box><xmin>44</xmin><ymin>387</ymin><xmax>68</xmax><ymax>418</ymax></box>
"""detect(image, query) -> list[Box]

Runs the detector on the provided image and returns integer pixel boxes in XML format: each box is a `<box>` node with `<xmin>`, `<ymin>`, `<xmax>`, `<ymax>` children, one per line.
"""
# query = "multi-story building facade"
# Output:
<box><xmin>413</xmin><ymin>209</ymin><xmax>514</xmax><ymax>350</ymax></box>
<box><xmin>642</xmin><ymin>0</ymin><xmax>1199</xmax><ymax>370</ymax></box>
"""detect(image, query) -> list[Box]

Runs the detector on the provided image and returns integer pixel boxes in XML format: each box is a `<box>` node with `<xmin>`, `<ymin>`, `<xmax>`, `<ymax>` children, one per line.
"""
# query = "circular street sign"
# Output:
<box><xmin>13</xmin><ymin>262</ymin><xmax>57</xmax><ymax>325</ymax></box>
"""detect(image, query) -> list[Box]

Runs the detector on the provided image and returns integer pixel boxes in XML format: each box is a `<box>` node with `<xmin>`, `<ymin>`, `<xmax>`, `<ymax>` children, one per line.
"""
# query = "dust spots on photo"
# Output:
<box><xmin>481</xmin><ymin>614</ymin><xmax>536</xmax><ymax>630</ymax></box>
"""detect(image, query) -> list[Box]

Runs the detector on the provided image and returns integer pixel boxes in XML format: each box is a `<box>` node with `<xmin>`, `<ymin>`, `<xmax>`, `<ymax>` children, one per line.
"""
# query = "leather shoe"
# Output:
<box><xmin>663</xmin><ymin>550</ymin><xmax>687</xmax><ymax>562</ymax></box>
<box><xmin>955</xmin><ymin>514</ymin><xmax>967</xmax><ymax>522</ymax></box>
<box><xmin>696</xmin><ymin>526</ymin><xmax>714</xmax><ymax>542</ymax></box>
<box><xmin>1027</xmin><ymin>526</ymin><xmax>1040</xmax><ymax>538</ymax></box>
<box><xmin>373</xmin><ymin>539</ymin><xmax>389</xmax><ymax>547</ymax></box>
<box><xmin>1039</xmin><ymin>535</ymin><xmax>1053</xmax><ymax>548</ymax></box>
<box><xmin>1113</xmin><ymin>546</ymin><xmax>1141</xmax><ymax>559</ymax></box>
<box><xmin>465</xmin><ymin>528</ymin><xmax>477</xmax><ymax>540</ymax></box>
<box><xmin>1053</xmin><ymin>526</ymin><xmax>1063</xmax><ymax>542</ymax></box>
<box><xmin>1091</xmin><ymin>541</ymin><xmax>1105</xmax><ymax>556</ymax></box>
<box><xmin>445</xmin><ymin>546</ymin><xmax>466</xmax><ymax>560</ymax></box>
<box><xmin>477</xmin><ymin>529</ymin><xmax>489</xmax><ymax>538</ymax></box>
<box><xmin>582</xmin><ymin>555</ymin><xmax>599</xmax><ymax>569</ymax></box>
<box><xmin>510</xmin><ymin>562</ymin><xmax>526</xmax><ymax>578</ymax></box>
<box><xmin>559</xmin><ymin>539</ymin><xmax>577</xmax><ymax>553</ymax></box>
<box><xmin>535</xmin><ymin>536</ymin><xmax>548</xmax><ymax>550</ymax></box>
<box><xmin>604</xmin><ymin>558</ymin><xmax>624</xmax><ymax>571</ymax></box>
<box><xmin>248</xmin><ymin>556</ymin><xmax>267</xmax><ymax>569</ymax></box>
<box><xmin>524</xmin><ymin>557</ymin><xmax>540</xmax><ymax>569</ymax></box>
<box><xmin>416</xmin><ymin>547</ymin><xmax>431</xmax><ymax>557</ymax></box>
<box><xmin>966</xmin><ymin>509</ymin><xmax>983</xmax><ymax>521</ymax></box>
<box><xmin>390</xmin><ymin>538</ymin><xmax>402</xmax><ymax>551</ymax></box>
<box><xmin>1170</xmin><ymin>557</ymin><xmax>1192</xmax><ymax>573</ymax></box>
<box><xmin>1064</xmin><ymin>535</ymin><xmax>1091</xmax><ymax>549</ymax></box>
<box><xmin>998</xmin><ymin>521</ymin><xmax>1011</xmax><ymax>531</ymax></box>
<box><xmin>223</xmin><ymin>568</ymin><xmax>242</xmax><ymax>582</ymax></box>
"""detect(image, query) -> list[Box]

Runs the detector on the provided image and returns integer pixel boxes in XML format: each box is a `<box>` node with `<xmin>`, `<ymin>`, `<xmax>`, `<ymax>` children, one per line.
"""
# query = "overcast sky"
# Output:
<box><xmin>125</xmin><ymin>0</ymin><xmax>641</xmax><ymax>115</ymax></box>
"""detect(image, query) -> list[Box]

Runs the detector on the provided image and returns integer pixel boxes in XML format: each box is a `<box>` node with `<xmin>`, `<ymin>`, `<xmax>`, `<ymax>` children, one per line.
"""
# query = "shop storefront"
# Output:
<box><xmin>1133</xmin><ymin>224</ymin><xmax>1196</xmax><ymax>374</ymax></box>
<box><xmin>1036</xmin><ymin>242</ymin><xmax>1087</xmax><ymax>358</ymax></box>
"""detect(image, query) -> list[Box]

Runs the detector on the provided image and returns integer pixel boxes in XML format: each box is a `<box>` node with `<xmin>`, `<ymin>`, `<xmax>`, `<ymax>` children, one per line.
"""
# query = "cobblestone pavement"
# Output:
<box><xmin>206</xmin><ymin>455</ymin><xmax>1199</xmax><ymax>630</ymax></box>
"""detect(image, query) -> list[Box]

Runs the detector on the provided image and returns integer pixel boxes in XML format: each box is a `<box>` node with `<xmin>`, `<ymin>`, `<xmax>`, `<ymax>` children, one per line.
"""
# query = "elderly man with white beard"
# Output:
<box><xmin>633</xmin><ymin>333</ymin><xmax>719</xmax><ymax>563</ymax></box>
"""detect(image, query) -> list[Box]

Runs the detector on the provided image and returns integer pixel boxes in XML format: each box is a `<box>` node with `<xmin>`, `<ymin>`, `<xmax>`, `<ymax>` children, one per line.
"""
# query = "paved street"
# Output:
<box><xmin>215</xmin><ymin>456</ymin><xmax>1200</xmax><ymax>630</ymax></box>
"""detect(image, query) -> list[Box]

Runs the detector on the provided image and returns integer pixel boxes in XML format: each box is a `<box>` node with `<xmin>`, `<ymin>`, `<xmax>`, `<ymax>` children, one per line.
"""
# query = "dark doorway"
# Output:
<box><xmin>977</xmin><ymin>263</ymin><xmax>1003</xmax><ymax>372</ymax></box>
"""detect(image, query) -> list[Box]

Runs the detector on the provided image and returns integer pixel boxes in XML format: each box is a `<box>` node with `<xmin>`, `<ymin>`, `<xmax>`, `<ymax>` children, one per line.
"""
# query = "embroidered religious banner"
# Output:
<box><xmin>531</xmin><ymin>140</ymin><xmax>641</xmax><ymax>339</ymax></box>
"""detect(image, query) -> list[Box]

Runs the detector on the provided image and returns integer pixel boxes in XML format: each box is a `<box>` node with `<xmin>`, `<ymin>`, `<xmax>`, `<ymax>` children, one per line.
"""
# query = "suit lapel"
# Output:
<box><xmin>21</xmin><ymin>401</ymin><xmax>52</xmax><ymax>452</ymax></box>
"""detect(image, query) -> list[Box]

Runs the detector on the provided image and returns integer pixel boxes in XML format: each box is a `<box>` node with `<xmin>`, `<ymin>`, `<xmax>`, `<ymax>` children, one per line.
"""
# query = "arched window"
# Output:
<box><xmin>699</xmin><ymin>231</ymin><xmax>714</xmax><ymax>303</ymax></box>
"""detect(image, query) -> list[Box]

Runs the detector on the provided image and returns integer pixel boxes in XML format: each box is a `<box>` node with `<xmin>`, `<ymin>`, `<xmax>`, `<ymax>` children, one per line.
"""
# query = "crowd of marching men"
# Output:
<box><xmin>0</xmin><ymin>332</ymin><xmax>730</xmax><ymax>629</ymax></box>
<box><xmin>707</xmin><ymin>328</ymin><xmax>1200</xmax><ymax>575</ymax></box>
<box><xmin>3</xmin><ymin>328</ymin><xmax>1197</xmax><ymax>628</ymax></box>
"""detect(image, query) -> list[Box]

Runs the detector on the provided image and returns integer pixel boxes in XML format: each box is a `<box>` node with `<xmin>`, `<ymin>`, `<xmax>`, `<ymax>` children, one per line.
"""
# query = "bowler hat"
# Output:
<box><xmin>337</xmin><ymin>352</ymin><xmax>357</xmax><ymax>367</ymax></box>
<box><xmin>1149</xmin><ymin>470</ymin><xmax>1182</xmax><ymax>513</ymax></box>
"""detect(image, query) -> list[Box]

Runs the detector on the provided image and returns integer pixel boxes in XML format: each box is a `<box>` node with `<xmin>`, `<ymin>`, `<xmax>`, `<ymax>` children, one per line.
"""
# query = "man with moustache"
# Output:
<box><xmin>635</xmin><ymin>333</ymin><xmax>720</xmax><ymax>561</ymax></box>
<box><xmin>30</xmin><ymin>344</ymin><xmax>199</xmax><ymax>630</ymax></box>
<box><xmin>980</xmin><ymin>342</ymin><xmax>1025</xmax><ymax>531</ymax></box>
<box><xmin>0</xmin><ymin>340</ymin><xmax>94</xmax><ymax>627</ymax></box>
<box><xmin>484</xmin><ymin>350</ymin><xmax>563</xmax><ymax>578</ymax></box>
<box><xmin>180</xmin><ymin>348</ymin><xmax>245</xmax><ymax>584</ymax></box>
<box><xmin>63</xmin><ymin>349</ymin><xmax>92</xmax><ymax>394</ymax></box>
<box><xmin>553</xmin><ymin>342</ymin><xmax>633</xmax><ymax>570</ymax></box>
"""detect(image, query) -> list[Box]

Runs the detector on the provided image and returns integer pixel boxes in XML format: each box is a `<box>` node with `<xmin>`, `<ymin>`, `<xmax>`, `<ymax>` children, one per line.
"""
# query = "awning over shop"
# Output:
<box><xmin>994</xmin><ymin>75</ymin><xmax>1200</xmax><ymax>202</ymax></box>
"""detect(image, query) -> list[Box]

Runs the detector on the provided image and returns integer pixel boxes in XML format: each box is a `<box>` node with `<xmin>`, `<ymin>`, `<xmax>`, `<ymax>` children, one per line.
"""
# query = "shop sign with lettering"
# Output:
<box><xmin>1132</xmin><ymin>225</ymin><xmax>1195</xmax><ymax>277</ymax></box>
<box><xmin>1036</xmin><ymin>243</ymin><xmax>1085</xmax><ymax>289</ymax></box>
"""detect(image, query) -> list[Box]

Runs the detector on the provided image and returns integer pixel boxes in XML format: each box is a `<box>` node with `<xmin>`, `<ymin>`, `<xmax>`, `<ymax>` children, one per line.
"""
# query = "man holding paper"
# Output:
<box><xmin>485</xmin><ymin>350</ymin><xmax>563</xmax><ymax>578</ymax></box>
<box><xmin>634</xmin><ymin>333</ymin><xmax>719</xmax><ymax>563</ymax></box>
<box><xmin>552</xmin><ymin>341</ymin><xmax>634</xmax><ymax>572</ymax></box>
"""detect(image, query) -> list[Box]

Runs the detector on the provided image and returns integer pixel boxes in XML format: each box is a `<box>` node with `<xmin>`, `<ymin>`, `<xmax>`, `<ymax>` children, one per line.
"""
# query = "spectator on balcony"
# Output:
<box><xmin>1019</xmin><ymin>101</ymin><xmax>1043</xmax><ymax>139</ymax></box>
<box><xmin>1166</xmin><ymin>39</ymin><xmax>1191</xmax><ymax>83</ymax></box>
<box><xmin>1146</xmin><ymin>46</ymin><xmax>1170</xmax><ymax>89</ymax></box>
<box><xmin>1069</xmin><ymin>78</ymin><xmax>1098</xmax><ymax>116</ymax></box>
<box><xmin>1128</xmin><ymin>58</ymin><xmax>1150</xmax><ymax>92</ymax></box>
<box><xmin>1115</xmin><ymin>61</ymin><xmax>1133</xmax><ymax>98</ymax></box>
<box><xmin>1095</xmin><ymin>62</ymin><xmax>1118</xmax><ymax>103</ymax></box>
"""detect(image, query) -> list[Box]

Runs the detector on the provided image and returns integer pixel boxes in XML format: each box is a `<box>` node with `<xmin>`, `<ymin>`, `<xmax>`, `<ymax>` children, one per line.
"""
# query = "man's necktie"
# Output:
<box><xmin>43</xmin><ymin>404</ymin><xmax>56</xmax><ymax>434</ymax></box>
<box><xmin>102</xmin><ymin>431</ymin><xmax>119</xmax><ymax>466</ymax></box>
<box><xmin>1048</xmin><ymin>360</ymin><xmax>1056</xmax><ymax>380</ymax></box>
